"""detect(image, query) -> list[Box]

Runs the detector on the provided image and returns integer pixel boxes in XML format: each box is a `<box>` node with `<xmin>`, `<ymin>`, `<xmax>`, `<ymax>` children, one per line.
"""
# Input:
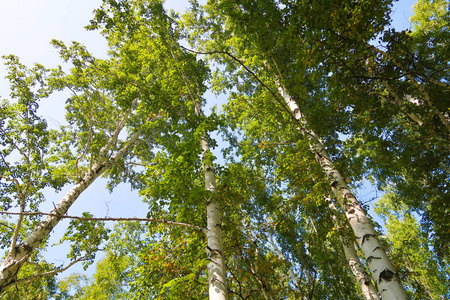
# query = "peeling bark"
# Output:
<box><xmin>278</xmin><ymin>86</ymin><xmax>408</xmax><ymax>300</ymax></box>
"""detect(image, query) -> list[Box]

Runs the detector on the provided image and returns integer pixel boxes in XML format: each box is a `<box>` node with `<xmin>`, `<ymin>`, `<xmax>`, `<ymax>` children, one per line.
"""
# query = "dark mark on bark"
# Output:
<box><xmin>96</xmin><ymin>164</ymin><xmax>105</xmax><ymax>174</ymax></box>
<box><xmin>367</xmin><ymin>256</ymin><xmax>381</xmax><ymax>263</ymax></box>
<box><xmin>379</xmin><ymin>268</ymin><xmax>396</xmax><ymax>283</ymax></box>
<box><xmin>206</xmin><ymin>246</ymin><xmax>222</xmax><ymax>257</ymax></box>
<box><xmin>361</xmin><ymin>233</ymin><xmax>377</xmax><ymax>246</ymax></box>
<box><xmin>344</xmin><ymin>192</ymin><xmax>355</xmax><ymax>199</ymax></box>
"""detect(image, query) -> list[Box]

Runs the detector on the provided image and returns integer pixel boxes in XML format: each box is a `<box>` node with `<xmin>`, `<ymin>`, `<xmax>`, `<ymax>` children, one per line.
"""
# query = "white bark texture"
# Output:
<box><xmin>195</xmin><ymin>104</ymin><xmax>228</xmax><ymax>300</ymax></box>
<box><xmin>341</xmin><ymin>237</ymin><xmax>381</xmax><ymax>300</ymax></box>
<box><xmin>0</xmin><ymin>116</ymin><xmax>141</xmax><ymax>292</ymax></box>
<box><xmin>278</xmin><ymin>86</ymin><xmax>408</xmax><ymax>300</ymax></box>
<box><xmin>327</xmin><ymin>199</ymin><xmax>380</xmax><ymax>299</ymax></box>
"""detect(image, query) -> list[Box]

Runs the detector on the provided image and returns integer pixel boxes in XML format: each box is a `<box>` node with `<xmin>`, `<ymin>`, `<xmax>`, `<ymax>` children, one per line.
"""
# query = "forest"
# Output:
<box><xmin>0</xmin><ymin>0</ymin><xmax>449</xmax><ymax>299</ymax></box>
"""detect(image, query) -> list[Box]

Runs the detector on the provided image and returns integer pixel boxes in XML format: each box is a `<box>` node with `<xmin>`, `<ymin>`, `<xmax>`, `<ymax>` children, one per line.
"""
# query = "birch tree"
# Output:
<box><xmin>0</xmin><ymin>39</ymin><xmax>163</xmax><ymax>293</ymax></box>
<box><xmin>349</xmin><ymin>0</ymin><xmax>450</xmax><ymax>260</ymax></box>
<box><xmin>1</xmin><ymin>0</ymin><xmax>448</xmax><ymax>299</ymax></box>
<box><xmin>65</xmin><ymin>0</ymin><xmax>449</xmax><ymax>298</ymax></box>
<box><xmin>87</xmin><ymin>1</ymin><xmax>229</xmax><ymax>298</ymax></box>
<box><xmin>183</xmin><ymin>0</ymin><xmax>411</xmax><ymax>298</ymax></box>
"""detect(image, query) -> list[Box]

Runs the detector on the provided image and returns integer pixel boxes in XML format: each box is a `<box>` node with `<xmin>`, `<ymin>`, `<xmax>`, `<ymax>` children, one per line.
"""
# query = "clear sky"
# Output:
<box><xmin>0</xmin><ymin>0</ymin><xmax>417</xmax><ymax>279</ymax></box>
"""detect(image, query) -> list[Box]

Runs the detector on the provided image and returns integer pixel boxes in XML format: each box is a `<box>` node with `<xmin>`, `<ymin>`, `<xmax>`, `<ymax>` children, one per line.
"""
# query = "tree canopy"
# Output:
<box><xmin>0</xmin><ymin>0</ymin><xmax>448</xmax><ymax>299</ymax></box>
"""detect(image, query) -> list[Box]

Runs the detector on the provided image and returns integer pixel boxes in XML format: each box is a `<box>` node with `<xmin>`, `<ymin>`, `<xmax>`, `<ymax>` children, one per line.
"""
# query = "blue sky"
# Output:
<box><xmin>0</xmin><ymin>0</ymin><xmax>417</xmax><ymax>279</ymax></box>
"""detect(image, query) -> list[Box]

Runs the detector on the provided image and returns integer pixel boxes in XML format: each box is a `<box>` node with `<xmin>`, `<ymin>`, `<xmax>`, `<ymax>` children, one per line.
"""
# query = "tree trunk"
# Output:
<box><xmin>278</xmin><ymin>86</ymin><xmax>408</xmax><ymax>300</ymax></box>
<box><xmin>195</xmin><ymin>103</ymin><xmax>228</xmax><ymax>300</ymax></box>
<box><xmin>326</xmin><ymin>198</ymin><xmax>380</xmax><ymax>299</ymax></box>
<box><xmin>341</xmin><ymin>237</ymin><xmax>381</xmax><ymax>300</ymax></box>
<box><xmin>0</xmin><ymin>119</ymin><xmax>141</xmax><ymax>293</ymax></box>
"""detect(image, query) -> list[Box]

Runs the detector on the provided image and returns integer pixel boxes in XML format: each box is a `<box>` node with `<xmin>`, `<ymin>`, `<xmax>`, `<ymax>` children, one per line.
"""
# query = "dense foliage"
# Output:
<box><xmin>0</xmin><ymin>0</ymin><xmax>448</xmax><ymax>299</ymax></box>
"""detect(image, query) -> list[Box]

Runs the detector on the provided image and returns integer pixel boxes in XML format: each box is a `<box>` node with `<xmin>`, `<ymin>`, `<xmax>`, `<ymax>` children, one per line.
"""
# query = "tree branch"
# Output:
<box><xmin>364</xmin><ymin>42</ymin><xmax>450</xmax><ymax>133</ymax></box>
<box><xmin>0</xmin><ymin>222</ymin><xmax>14</xmax><ymax>231</ymax></box>
<box><xmin>0</xmin><ymin>211</ymin><xmax>206</xmax><ymax>232</ymax></box>
<box><xmin>179</xmin><ymin>45</ymin><xmax>297</xmax><ymax>123</ymax></box>
<box><xmin>4</xmin><ymin>253</ymin><xmax>92</xmax><ymax>290</ymax></box>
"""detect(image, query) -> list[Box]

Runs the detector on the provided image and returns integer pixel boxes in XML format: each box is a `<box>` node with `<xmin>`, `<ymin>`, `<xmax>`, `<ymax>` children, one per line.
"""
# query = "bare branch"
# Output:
<box><xmin>381</xmin><ymin>80</ymin><xmax>424</xmax><ymax>126</ymax></box>
<box><xmin>0</xmin><ymin>211</ymin><xmax>206</xmax><ymax>232</ymax></box>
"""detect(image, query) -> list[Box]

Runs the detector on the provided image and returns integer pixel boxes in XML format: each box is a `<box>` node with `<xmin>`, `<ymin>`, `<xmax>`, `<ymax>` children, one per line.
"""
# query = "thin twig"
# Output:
<box><xmin>179</xmin><ymin>45</ymin><xmax>296</xmax><ymax>122</ymax></box>
<box><xmin>0</xmin><ymin>211</ymin><xmax>205</xmax><ymax>232</ymax></box>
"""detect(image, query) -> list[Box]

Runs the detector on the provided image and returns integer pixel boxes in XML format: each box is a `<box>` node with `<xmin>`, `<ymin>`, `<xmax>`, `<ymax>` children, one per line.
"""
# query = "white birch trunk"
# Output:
<box><xmin>326</xmin><ymin>199</ymin><xmax>380</xmax><ymax>300</ymax></box>
<box><xmin>341</xmin><ymin>237</ymin><xmax>381</xmax><ymax>300</ymax></box>
<box><xmin>195</xmin><ymin>104</ymin><xmax>227</xmax><ymax>300</ymax></box>
<box><xmin>0</xmin><ymin>116</ymin><xmax>142</xmax><ymax>292</ymax></box>
<box><xmin>277</xmin><ymin>86</ymin><xmax>408</xmax><ymax>300</ymax></box>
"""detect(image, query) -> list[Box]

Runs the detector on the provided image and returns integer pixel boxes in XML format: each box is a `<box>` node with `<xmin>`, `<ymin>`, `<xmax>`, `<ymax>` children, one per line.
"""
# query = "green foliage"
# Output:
<box><xmin>0</xmin><ymin>261</ymin><xmax>59</xmax><ymax>300</ymax></box>
<box><xmin>0</xmin><ymin>2</ymin><xmax>170</xmax><ymax>292</ymax></box>
<box><xmin>375</xmin><ymin>192</ymin><xmax>450</xmax><ymax>299</ymax></box>
<box><xmin>1</xmin><ymin>0</ymin><xmax>449</xmax><ymax>299</ymax></box>
<box><xmin>133</xmin><ymin>227</ymin><xmax>208</xmax><ymax>299</ymax></box>
<box><xmin>0</xmin><ymin>56</ymin><xmax>68</xmax><ymax>208</ymax></box>
<box><xmin>410</xmin><ymin>0</ymin><xmax>449</xmax><ymax>35</ymax></box>
<box><xmin>59</xmin><ymin>212</ymin><xmax>110</xmax><ymax>270</ymax></box>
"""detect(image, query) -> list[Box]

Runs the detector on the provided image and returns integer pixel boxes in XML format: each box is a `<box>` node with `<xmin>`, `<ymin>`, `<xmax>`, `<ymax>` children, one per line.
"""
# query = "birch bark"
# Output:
<box><xmin>0</xmin><ymin>112</ymin><xmax>142</xmax><ymax>292</ymax></box>
<box><xmin>277</xmin><ymin>86</ymin><xmax>408</xmax><ymax>300</ymax></box>
<box><xmin>194</xmin><ymin>103</ymin><xmax>228</xmax><ymax>300</ymax></box>
<box><xmin>326</xmin><ymin>199</ymin><xmax>380</xmax><ymax>300</ymax></box>
<box><xmin>340</xmin><ymin>237</ymin><xmax>381</xmax><ymax>300</ymax></box>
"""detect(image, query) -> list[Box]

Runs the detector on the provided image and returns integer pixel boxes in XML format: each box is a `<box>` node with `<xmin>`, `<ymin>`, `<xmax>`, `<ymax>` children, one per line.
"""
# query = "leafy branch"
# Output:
<box><xmin>3</xmin><ymin>252</ymin><xmax>93</xmax><ymax>291</ymax></box>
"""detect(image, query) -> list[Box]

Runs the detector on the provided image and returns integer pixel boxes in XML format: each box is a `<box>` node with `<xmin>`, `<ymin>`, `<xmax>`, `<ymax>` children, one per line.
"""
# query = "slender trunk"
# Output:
<box><xmin>195</xmin><ymin>104</ymin><xmax>228</xmax><ymax>300</ymax></box>
<box><xmin>278</xmin><ymin>86</ymin><xmax>408</xmax><ymax>299</ymax></box>
<box><xmin>168</xmin><ymin>43</ymin><xmax>227</xmax><ymax>298</ymax></box>
<box><xmin>308</xmin><ymin>216</ymin><xmax>350</xmax><ymax>299</ymax></box>
<box><xmin>326</xmin><ymin>198</ymin><xmax>380</xmax><ymax>300</ymax></box>
<box><xmin>341</xmin><ymin>236</ymin><xmax>381</xmax><ymax>300</ymax></box>
<box><xmin>0</xmin><ymin>119</ymin><xmax>142</xmax><ymax>292</ymax></box>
